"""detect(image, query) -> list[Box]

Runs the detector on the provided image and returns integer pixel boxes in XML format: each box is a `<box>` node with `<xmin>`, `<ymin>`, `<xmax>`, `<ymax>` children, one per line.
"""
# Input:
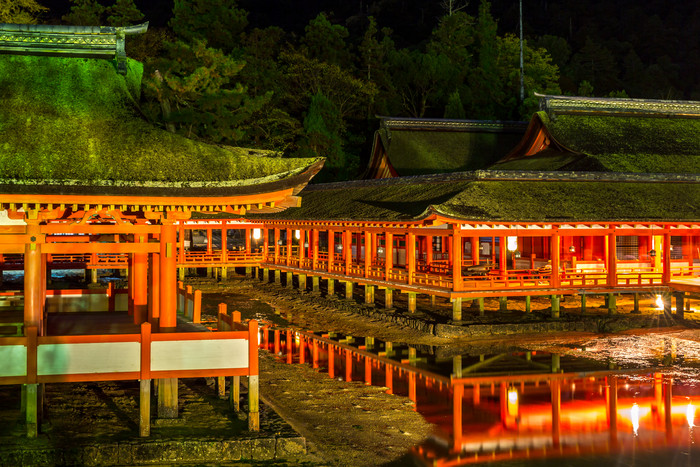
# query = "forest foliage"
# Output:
<box><xmin>22</xmin><ymin>0</ymin><xmax>700</xmax><ymax>182</ymax></box>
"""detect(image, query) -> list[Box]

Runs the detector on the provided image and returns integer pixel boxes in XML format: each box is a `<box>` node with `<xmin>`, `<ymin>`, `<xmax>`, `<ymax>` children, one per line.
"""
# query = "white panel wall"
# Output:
<box><xmin>0</xmin><ymin>345</ymin><xmax>27</xmax><ymax>377</ymax></box>
<box><xmin>151</xmin><ymin>339</ymin><xmax>248</xmax><ymax>372</ymax></box>
<box><xmin>38</xmin><ymin>342</ymin><xmax>140</xmax><ymax>375</ymax></box>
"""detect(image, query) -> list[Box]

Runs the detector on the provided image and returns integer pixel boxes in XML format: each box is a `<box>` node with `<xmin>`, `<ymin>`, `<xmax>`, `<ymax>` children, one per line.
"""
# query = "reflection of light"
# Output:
<box><xmin>252</xmin><ymin>228</ymin><xmax>261</xmax><ymax>240</ymax></box>
<box><xmin>656</xmin><ymin>295</ymin><xmax>665</xmax><ymax>309</ymax></box>
<box><xmin>687</xmin><ymin>402</ymin><xmax>695</xmax><ymax>428</ymax></box>
<box><xmin>631</xmin><ymin>403</ymin><xmax>640</xmax><ymax>435</ymax></box>
<box><xmin>507</xmin><ymin>236</ymin><xmax>518</xmax><ymax>252</ymax></box>
<box><xmin>294</xmin><ymin>333</ymin><xmax>300</xmax><ymax>345</ymax></box>
<box><xmin>295</xmin><ymin>230</ymin><xmax>301</xmax><ymax>240</ymax></box>
<box><xmin>258</xmin><ymin>330</ymin><xmax>262</xmax><ymax>346</ymax></box>
<box><xmin>507</xmin><ymin>387</ymin><xmax>519</xmax><ymax>417</ymax></box>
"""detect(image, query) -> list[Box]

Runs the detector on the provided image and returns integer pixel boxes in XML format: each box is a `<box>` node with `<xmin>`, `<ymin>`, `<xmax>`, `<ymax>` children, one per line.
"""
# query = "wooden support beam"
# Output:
<box><xmin>157</xmin><ymin>378</ymin><xmax>178</xmax><ymax>419</ymax></box>
<box><xmin>551</xmin><ymin>294</ymin><xmax>560</xmax><ymax>319</ymax></box>
<box><xmin>139</xmin><ymin>379</ymin><xmax>151</xmax><ymax>437</ymax></box>
<box><xmin>452</xmin><ymin>297</ymin><xmax>462</xmax><ymax>322</ymax></box>
<box><xmin>248</xmin><ymin>375</ymin><xmax>260</xmax><ymax>431</ymax></box>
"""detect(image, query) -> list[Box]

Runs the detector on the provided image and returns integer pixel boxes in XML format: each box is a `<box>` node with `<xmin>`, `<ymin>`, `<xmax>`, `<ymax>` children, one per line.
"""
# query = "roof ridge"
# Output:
<box><xmin>377</xmin><ymin>116</ymin><xmax>528</xmax><ymax>132</ymax></box>
<box><xmin>537</xmin><ymin>93</ymin><xmax>700</xmax><ymax>117</ymax></box>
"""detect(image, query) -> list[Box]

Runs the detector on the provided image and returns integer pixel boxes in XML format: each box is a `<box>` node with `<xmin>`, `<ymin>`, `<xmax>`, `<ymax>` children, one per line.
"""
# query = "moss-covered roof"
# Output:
<box><xmin>369</xmin><ymin>118</ymin><xmax>526</xmax><ymax>177</ymax></box>
<box><xmin>253</xmin><ymin>171</ymin><xmax>700</xmax><ymax>223</ymax></box>
<box><xmin>0</xmin><ymin>54</ymin><xmax>321</xmax><ymax>191</ymax></box>
<box><xmin>494</xmin><ymin>95</ymin><xmax>700</xmax><ymax>174</ymax></box>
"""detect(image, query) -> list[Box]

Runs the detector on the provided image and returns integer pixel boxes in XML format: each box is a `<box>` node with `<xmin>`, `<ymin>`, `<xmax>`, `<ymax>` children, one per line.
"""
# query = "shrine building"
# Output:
<box><xmin>0</xmin><ymin>22</ymin><xmax>322</xmax><ymax>437</ymax></box>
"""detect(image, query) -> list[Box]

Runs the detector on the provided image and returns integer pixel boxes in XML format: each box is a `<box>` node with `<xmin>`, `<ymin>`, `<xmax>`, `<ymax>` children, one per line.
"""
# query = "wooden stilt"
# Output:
<box><xmin>26</xmin><ymin>383</ymin><xmax>39</xmax><ymax>438</ymax></box>
<box><xmin>499</xmin><ymin>296</ymin><xmax>507</xmax><ymax>312</ymax></box>
<box><xmin>407</xmin><ymin>292</ymin><xmax>417</xmax><ymax>313</ymax></box>
<box><xmin>230</xmin><ymin>375</ymin><xmax>240</xmax><ymax>411</ymax></box>
<box><xmin>139</xmin><ymin>379</ymin><xmax>151</xmax><ymax>437</ymax></box>
<box><xmin>217</xmin><ymin>376</ymin><xmax>226</xmax><ymax>399</ymax></box>
<box><xmin>452</xmin><ymin>297</ymin><xmax>462</xmax><ymax>322</ymax></box>
<box><xmin>157</xmin><ymin>378</ymin><xmax>178</xmax><ymax>419</ymax></box>
<box><xmin>365</xmin><ymin>284</ymin><xmax>374</xmax><ymax>304</ymax></box>
<box><xmin>607</xmin><ymin>293</ymin><xmax>616</xmax><ymax>315</ymax></box>
<box><xmin>248</xmin><ymin>375</ymin><xmax>259</xmax><ymax>431</ymax></box>
<box><xmin>525</xmin><ymin>295</ymin><xmax>531</xmax><ymax>312</ymax></box>
<box><xmin>551</xmin><ymin>294</ymin><xmax>560</xmax><ymax>319</ymax></box>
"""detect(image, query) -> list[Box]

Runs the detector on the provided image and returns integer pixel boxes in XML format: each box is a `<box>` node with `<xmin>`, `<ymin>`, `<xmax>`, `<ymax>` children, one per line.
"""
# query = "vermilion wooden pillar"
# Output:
<box><xmin>245</xmin><ymin>227</ymin><xmax>251</xmax><ymax>256</ymax></box>
<box><xmin>407</xmin><ymin>232</ymin><xmax>415</xmax><ymax>285</ymax></box>
<box><xmin>206</xmin><ymin>228</ymin><xmax>213</xmax><ymax>254</ymax></box>
<box><xmin>286</xmin><ymin>228</ymin><xmax>292</xmax><ymax>265</ymax></box>
<box><xmin>426</xmin><ymin>235</ymin><xmax>433</xmax><ymax>269</ymax></box>
<box><xmin>221</xmin><ymin>222</ymin><xmax>228</xmax><ymax>260</ymax></box>
<box><xmin>159</xmin><ymin>221</ymin><xmax>177</xmax><ymax>331</ymax></box>
<box><xmin>452</xmin><ymin>228</ymin><xmax>462</xmax><ymax>291</ymax></box>
<box><xmin>550</xmin><ymin>230</ymin><xmax>561</xmax><ymax>288</ymax></box>
<box><xmin>385</xmin><ymin>232</ymin><xmax>393</xmax><ymax>280</ymax></box>
<box><xmin>262</xmin><ymin>227</ymin><xmax>269</xmax><ymax>261</ymax></box>
<box><xmin>364</xmin><ymin>231</ymin><xmax>371</xmax><ymax>277</ymax></box>
<box><xmin>273</xmin><ymin>228</ymin><xmax>279</xmax><ymax>262</ymax></box>
<box><xmin>583</xmin><ymin>235</ymin><xmax>593</xmax><ymax>261</ymax></box>
<box><xmin>607</xmin><ymin>232</ymin><xmax>617</xmax><ymax>286</ymax></box>
<box><xmin>328</xmin><ymin>229</ymin><xmax>335</xmax><ymax>272</ymax></box>
<box><xmin>299</xmin><ymin>229</ymin><xmax>305</xmax><ymax>263</ymax></box>
<box><xmin>133</xmin><ymin>233</ymin><xmax>148</xmax><ymax>325</ymax></box>
<box><xmin>498</xmin><ymin>235</ymin><xmax>507</xmax><ymax>277</ymax></box>
<box><xmin>471</xmin><ymin>236</ymin><xmax>479</xmax><ymax>265</ymax></box>
<box><xmin>344</xmin><ymin>230</ymin><xmax>352</xmax><ymax>274</ymax></box>
<box><xmin>148</xmin><ymin>252</ymin><xmax>160</xmax><ymax>325</ymax></box>
<box><xmin>312</xmin><ymin>229</ymin><xmax>319</xmax><ymax>270</ymax></box>
<box><xmin>24</xmin><ymin>219</ymin><xmax>43</xmax><ymax>332</ymax></box>
<box><xmin>663</xmin><ymin>232</ymin><xmax>672</xmax><ymax>283</ymax></box>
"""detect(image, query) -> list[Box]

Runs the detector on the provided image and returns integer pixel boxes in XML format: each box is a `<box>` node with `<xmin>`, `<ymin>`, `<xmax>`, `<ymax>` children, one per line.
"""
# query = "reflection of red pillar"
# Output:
<box><xmin>345</xmin><ymin>349</ymin><xmax>352</xmax><ymax>382</ymax></box>
<box><xmin>653</xmin><ymin>372</ymin><xmax>662</xmax><ymax>422</ymax></box>
<box><xmin>409</xmin><ymin>372</ymin><xmax>417</xmax><ymax>406</ymax></box>
<box><xmin>385</xmin><ymin>364</ymin><xmax>393</xmax><ymax>394</ymax></box>
<box><xmin>500</xmin><ymin>382</ymin><xmax>508</xmax><ymax>427</ymax></box>
<box><xmin>312</xmin><ymin>339</ymin><xmax>319</xmax><ymax>369</ymax></box>
<box><xmin>328</xmin><ymin>344</ymin><xmax>335</xmax><ymax>379</ymax></box>
<box><xmin>274</xmin><ymin>329</ymin><xmax>280</xmax><ymax>355</ymax></box>
<box><xmin>299</xmin><ymin>335</ymin><xmax>305</xmax><ymax>364</ymax></box>
<box><xmin>286</xmin><ymin>330</ymin><xmax>293</xmax><ymax>364</ymax></box>
<box><xmin>473</xmin><ymin>384</ymin><xmax>480</xmax><ymax>405</ymax></box>
<box><xmin>364</xmin><ymin>357</ymin><xmax>371</xmax><ymax>385</ymax></box>
<box><xmin>664</xmin><ymin>375</ymin><xmax>673</xmax><ymax>442</ymax></box>
<box><xmin>159</xmin><ymin>222</ymin><xmax>177</xmax><ymax>331</ymax></box>
<box><xmin>608</xmin><ymin>376</ymin><xmax>618</xmax><ymax>446</ymax></box>
<box><xmin>551</xmin><ymin>379</ymin><xmax>561</xmax><ymax>448</ymax></box>
<box><xmin>452</xmin><ymin>383</ymin><xmax>463</xmax><ymax>453</ymax></box>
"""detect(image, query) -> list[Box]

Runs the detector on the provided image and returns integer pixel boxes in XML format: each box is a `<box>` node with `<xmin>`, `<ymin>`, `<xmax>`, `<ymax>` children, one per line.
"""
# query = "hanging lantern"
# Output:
<box><xmin>252</xmin><ymin>228</ymin><xmax>262</xmax><ymax>240</ymax></box>
<box><xmin>569</xmin><ymin>245</ymin><xmax>575</xmax><ymax>253</ymax></box>
<box><xmin>649</xmin><ymin>249</ymin><xmax>657</xmax><ymax>258</ymax></box>
<box><xmin>507</xmin><ymin>236</ymin><xmax>518</xmax><ymax>252</ymax></box>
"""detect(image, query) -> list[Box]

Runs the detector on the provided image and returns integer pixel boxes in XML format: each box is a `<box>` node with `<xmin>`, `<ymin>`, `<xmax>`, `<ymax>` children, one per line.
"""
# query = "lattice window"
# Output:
<box><xmin>616</xmin><ymin>236</ymin><xmax>638</xmax><ymax>260</ymax></box>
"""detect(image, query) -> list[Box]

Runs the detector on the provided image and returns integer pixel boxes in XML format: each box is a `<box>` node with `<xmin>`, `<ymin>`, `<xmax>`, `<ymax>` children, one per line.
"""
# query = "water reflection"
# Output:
<box><xmin>257</xmin><ymin>326</ymin><xmax>700</xmax><ymax>465</ymax></box>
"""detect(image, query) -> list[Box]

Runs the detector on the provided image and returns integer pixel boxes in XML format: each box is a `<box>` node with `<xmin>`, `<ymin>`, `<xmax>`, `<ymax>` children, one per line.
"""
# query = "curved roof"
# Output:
<box><xmin>0</xmin><ymin>52</ymin><xmax>323</xmax><ymax>213</ymax></box>
<box><xmin>253</xmin><ymin>171</ymin><xmax>700</xmax><ymax>223</ymax></box>
<box><xmin>363</xmin><ymin>117</ymin><xmax>527</xmax><ymax>178</ymax></box>
<box><xmin>494</xmin><ymin>95</ymin><xmax>700</xmax><ymax>174</ymax></box>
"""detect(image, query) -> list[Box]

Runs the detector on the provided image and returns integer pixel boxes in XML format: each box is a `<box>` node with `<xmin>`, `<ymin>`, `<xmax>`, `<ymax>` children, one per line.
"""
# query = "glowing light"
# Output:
<box><xmin>655</xmin><ymin>295</ymin><xmax>665</xmax><ymax>309</ymax></box>
<box><xmin>687</xmin><ymin>402</ymin><xmax>695</xmax><ymax>428</ymax></box>
<box><xmin>252</xmin><ymin>228</ymin><xmax>261</xmax><ymax>240</ymax></box>
<box><xmin>294</xmin><ymin>333</ymin><xmax>300</xmax><ymax>345</ymax></box>
<box><xmin>631</xmin><ymin>402</ymin><xmax>640</xmax><ymax>435</ymax></box>
<box><xmin>295</xmin><ymin>230</ymin><xmax>300</xmax><ymax>240</ymax></box>
<box><xmin>507</xmin><ymin>236</ymin><xmax>518</xmax><ymax>252</ymax></box>
<box><xmin>507</xmin><ymin>387</ymin><xmax>519</xmax><ymax>417</ymax></box>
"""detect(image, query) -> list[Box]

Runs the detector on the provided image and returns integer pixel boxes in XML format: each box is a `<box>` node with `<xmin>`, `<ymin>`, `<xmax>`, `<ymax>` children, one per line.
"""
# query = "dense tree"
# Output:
<box><xmin>169</xmin><ymin>0</ymin><xmax>248</xmax><ymax>53</ymax></box>
<box><xmin>299</xmin><ymin>91</ymin><xmax>356</xmax><ymax>181</ymax></box>
<box><xmin>0</xmin><ymin>0</ymin><xmax>46</xmax><ymax>23</ymax></box>
<box><xmin>301</xmin><ymin>13</ymin><xmax>353</xmax><ymax>68</ymax></box>
<box><xmin>62</xmin><ymin>0</ymin><xmax>103</xmax><ymax>26</ymax></box>
<box><xmin>106</xmin><ymin>0</ymin><xmax>143</xmax><ymax>26</ymax></box>
<box><xmin>144</xmin><ymin>39</ymin><xmax>267</xmax><ymax>144</ymax></box>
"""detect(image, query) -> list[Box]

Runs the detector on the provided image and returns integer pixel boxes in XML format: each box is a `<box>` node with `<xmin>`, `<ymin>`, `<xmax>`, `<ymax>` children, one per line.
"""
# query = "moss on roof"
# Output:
<box><xmin>437</xmin><ymin>180</ymin><xmax>700</xmax><ymax>222</ymax></box>
<box><xmin>0</xmin><ymin>54</ymin><xmax>319</xmax><ymax>184</ymax></box>
<box><xmin>386</xmin><ymin>129</ymin><xmax>524</xmax><ymax>176</ymax></box>
<box><xmin>539</xmin><ymin>111</ymin><xmax>700</xmax><ymax>174</ymax></box>
<box><xmin>255</xmin><ymin>173</ymin><xmax>700</xmax><ymax>223</ymax></box>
